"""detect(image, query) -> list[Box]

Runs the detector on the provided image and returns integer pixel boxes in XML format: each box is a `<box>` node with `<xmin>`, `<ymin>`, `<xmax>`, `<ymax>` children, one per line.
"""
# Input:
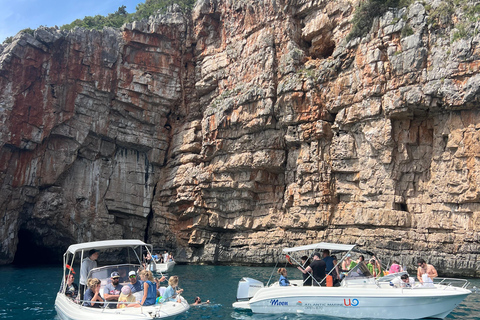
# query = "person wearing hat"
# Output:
<box><xmin>117</xmin><ymin>285</ymin><xmax>140</xmax><ymax>308</ymax></box>
<box><xmin>127</xmin><ymin>270</ymin><xmax>143</xmax><ymax>294</ymax></box>
<box><xmin>79</xmin><ymin>249</ymin><xmax>99</xmax><ymax>302</ymax></box>
<box><xmin>104</xmin><ymin>271</ymin><xmax>123</xmax><ymax>308</ymax></box>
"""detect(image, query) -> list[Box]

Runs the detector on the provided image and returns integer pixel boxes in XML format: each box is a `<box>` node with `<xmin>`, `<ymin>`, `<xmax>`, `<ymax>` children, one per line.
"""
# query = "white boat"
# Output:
<box><xmin>149</xmin><ymin>260</ymin><xmax>175</xmax><ymax>274</ymax></box>
<box><xmin>232</xmin><ymin>242</ymin><xmax>472</xmax><ymax>319</ymax></box>
<box><xmin>55</xmin><ymin>239</ymin><xmax>189</xmax><ymax>320</ymax></box>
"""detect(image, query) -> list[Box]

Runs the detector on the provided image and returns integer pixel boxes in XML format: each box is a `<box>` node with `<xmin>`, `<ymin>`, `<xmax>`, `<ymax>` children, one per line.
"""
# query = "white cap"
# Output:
<box><xmin>128</xmin><ymin>271</ymin><xmax>136</xmax><ymax>277</ymax></box>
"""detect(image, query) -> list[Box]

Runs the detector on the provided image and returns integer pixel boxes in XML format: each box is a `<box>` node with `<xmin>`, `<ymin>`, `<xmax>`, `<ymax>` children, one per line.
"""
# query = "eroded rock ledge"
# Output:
<box><xmin>0</xmin><ymin>0</ymin><xmax>479</xmax><ymax>276</ymax></box>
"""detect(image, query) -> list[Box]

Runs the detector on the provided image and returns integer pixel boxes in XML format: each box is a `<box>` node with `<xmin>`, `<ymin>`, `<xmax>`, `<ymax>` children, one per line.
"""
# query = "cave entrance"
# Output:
<box><xmin>13</xmin><ymin>229</ymin><xmax>62</xmax><ymax>265</ymax></box>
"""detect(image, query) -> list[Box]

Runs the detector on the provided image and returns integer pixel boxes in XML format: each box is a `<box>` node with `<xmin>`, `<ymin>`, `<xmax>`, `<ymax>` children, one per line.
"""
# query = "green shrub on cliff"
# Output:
<box><xmin>61</xmin><ymin>0</ymin><xmax>195</xmax><ymax>32</ymax></box>
<box><xmin>347</xmin><ymin>0</ymin><xmax>413</xmax><ymax>42</ymax></box>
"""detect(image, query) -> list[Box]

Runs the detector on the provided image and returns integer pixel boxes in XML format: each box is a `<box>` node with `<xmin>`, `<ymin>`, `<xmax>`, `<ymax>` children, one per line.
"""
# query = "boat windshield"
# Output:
<box><xmin>88</xmin><ymin>264</ymin><xmax>140</xmax><ymax>286</ymax></box>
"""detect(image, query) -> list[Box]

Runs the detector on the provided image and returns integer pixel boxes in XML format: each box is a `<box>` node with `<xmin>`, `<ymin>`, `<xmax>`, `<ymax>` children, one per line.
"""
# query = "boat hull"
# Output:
<box><xmin>55</xmin><ymin>293</ymin><xmax>189</xmax><ymax>320</ymax></box>
<box><xmin>247</xmin><ymin>285</ymin><xmax>471</xmax><ymax>319</ymax></box>
<box><xmin>150</xmin><ymin>261</ymin><xmax>175</xmax><ymax>273</ymax></box>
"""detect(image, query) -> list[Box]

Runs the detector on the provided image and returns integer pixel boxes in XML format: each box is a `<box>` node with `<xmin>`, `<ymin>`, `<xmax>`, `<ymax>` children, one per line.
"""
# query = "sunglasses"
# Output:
<box><xmin>129</xmin><ymin>275</ymin><xmax>136</xmax><ymax>278</ymax></box>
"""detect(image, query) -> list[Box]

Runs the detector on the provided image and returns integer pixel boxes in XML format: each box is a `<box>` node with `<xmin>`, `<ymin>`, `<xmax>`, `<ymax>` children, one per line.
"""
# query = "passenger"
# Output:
<box><xmin>159</xmin><ymin>275</ymin><xmax>183</xmax><ymax>303</ymax></box>
<box><xmin>192</xmin><ymin>296</ymin><xmax>210</xmax><ymax>305</ymax></box>
<box><xmin>139</xmin><ymin>270</ymin><xmax>157</xmax><ymax>306</ymax></box>
<box><xmin>277</xmin><ymin>268</ymin><xmax>290</xmax><ymax>286</ymax></box>
<box><xmin>83</xmin><ymin>278</ymin><xmax>104</xmax><ymax>308</ymax></box>
<box><xmin>300</xmin><ymin>252</ymin><xmax>326</xmax><ymax>286</ymax></box>
<box><xmin>117</xmin><ymin>285</ymin><xmax>140</xmax><ymax>308</ymax></box>
<box><xmin>168</xmin><ymin>252</ymin><xmax>174</xmax><ymax>262</ymax></box>
<box><xmin>367</xmin><ymin>257</ymin><xmax>383</xmax><ymax>277</ymax></box>
<box><xmin>349</xmin><ymin>255</ymin><xmax>364</xmax><ymax>270</ymax></box>
<box><xmin>128</xmin><ymin>271</ymin><xmax>143</xmax><ymax>294</ymax></box>
<box><xmin>322</xmin><ymin>250</ymin><xmax>340</xmax><ymax>284</ymax></box>
<box><xmin>60</xmin><ymin>273</ymin><xmax>78</xmax><ymax>300</ymax></box>
<box><xmin>342</xmin><ymin>254</ymin><xmax>352</xmax><ymax>271</ymax></box>
<box><xmin>297</xmin><ymin>255</ymin><xmax>312</xmax><ymax>286</ymax></box>
<box><xmin>104</xmin><ymin>271</ymin><xmax>122</xmax><ymax>308</ymax></box>
<box><xmin>389</xmin><ymin>260</ymin><xmax>402</xmax><ymax>274</ymax></box>
<box><xmin>391</xmin><ymin>274</ymin><xmax>412</xmax><ymax>288</ymax></box>
<box><xmin>417</xmin><ymin>258</ymin><xmax>438</xmax><ymax>283</ymax></box>
<box><xmin>163</xmin><ymin>251</ymin><xmax>169</xmax><ymax>263</ymax></box>
<box><xmin>79</xmin><ymin>249</ymin><xmax>99</xmax><ymax>302</ymax></box>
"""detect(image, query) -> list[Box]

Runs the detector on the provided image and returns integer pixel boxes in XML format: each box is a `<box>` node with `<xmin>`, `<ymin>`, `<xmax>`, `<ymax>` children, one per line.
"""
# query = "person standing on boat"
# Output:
<box><xmin>104</xmin><ymin>271</ymin><xmax>123</xmax><ymax>308</ymax></box>
<box><xmin>297</xmin><ymin>255</ymin><xmax>312</xmax><ymax>286</ymax></box>
<box><xmin>417</xmin><ymin>258</ymin><xmax>438</xmax><ymax>283</ymax></box>
<box><xmin>277</xmin><ymin>268</ymin><xmax>290</xmax><ymax>286</ymax></box>
<box><xmin>79</xmin><ymin>249</ymin><xmax>99</xmax><ymax>302</ymax></box>
<box><xmin>300</xmin><ymin>252</ymin><xmax>326</xmax><ymax>286</ymax></box>
<box><xmin>322</xmin><ymin>249</ymin><xmax>340</xmax><ymax>284</ymax></box>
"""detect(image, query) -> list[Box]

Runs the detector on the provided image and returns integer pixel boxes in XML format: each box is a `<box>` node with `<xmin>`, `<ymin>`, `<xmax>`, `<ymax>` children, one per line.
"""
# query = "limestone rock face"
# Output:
<box><xmin>0</xmin><ymin>0</ymin><xmax>479</xmax><ymax>276</ymax></box>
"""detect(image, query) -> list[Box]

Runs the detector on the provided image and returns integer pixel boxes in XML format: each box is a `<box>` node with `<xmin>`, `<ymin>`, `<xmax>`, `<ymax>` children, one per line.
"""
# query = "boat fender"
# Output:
<box><xmin>326</xmin><ymin>275</ymin><xmax>333</xmax><ymax>287</ymax></box>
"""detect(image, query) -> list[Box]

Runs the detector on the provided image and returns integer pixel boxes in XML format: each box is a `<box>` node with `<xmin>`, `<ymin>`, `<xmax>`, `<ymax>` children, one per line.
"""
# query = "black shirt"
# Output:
<box><xmin>309</xmin><ymin>259</ymin><xmax>326</xmax><ymax>286</ymax></box>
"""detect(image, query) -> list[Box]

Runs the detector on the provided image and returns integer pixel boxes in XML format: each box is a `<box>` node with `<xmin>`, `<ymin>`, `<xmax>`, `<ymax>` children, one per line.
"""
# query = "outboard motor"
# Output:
<box><xmin>236</xmin><ymin>277</ymin><xmax>264</xmax><ymax>301</ymax></box>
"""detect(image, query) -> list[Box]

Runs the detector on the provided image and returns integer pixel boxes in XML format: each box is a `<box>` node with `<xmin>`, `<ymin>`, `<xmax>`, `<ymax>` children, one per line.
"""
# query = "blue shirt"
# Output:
<box><xmin>159</xmin><ymin>285</ymin><xmax>176</xmax><ymax>302</ymax></box>
<box><xmin>129</xmin><ymin>280</ymin><xmax>143</xmax><ymax>293</ymax></box>
<box><xmin>323</xmin><ymin>256</ymin><xmax>335</xmax><ymax>272</ymax></box>
<box><xmin>83</xmin><ymin>288</ymin><xmax>103</xmax><ymax>308</ymax></box>
<box><xmin>279</xmin><ymin>275</ymin><xmax>290</xmax><ymax>286</ymax></box>
<box><xmin>142</xmin><ymin>280</ymin><xmax>156</xmax><ymax>306</ymax></box>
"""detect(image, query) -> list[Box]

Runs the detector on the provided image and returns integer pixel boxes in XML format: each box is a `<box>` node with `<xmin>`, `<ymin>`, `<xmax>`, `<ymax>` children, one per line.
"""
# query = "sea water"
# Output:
<box><xmin>0</xmin><ymin>264</ymin><xmax>478</xmax><ymax>320</ymax></box>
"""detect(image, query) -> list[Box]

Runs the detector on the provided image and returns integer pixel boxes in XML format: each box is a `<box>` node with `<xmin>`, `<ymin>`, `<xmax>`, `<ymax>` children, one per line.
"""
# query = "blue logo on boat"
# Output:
<box><xmin>270</xmin><ymin>299</ymin><xmax>288</xmax><ymax>306</ymax></box>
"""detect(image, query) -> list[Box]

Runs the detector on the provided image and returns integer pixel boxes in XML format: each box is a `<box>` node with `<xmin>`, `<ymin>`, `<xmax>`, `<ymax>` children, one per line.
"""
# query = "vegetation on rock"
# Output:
<box><xmin>2</xmin><ymin>0</ymin><xmax>195</xmax><ymax>43</ymax></box>
<box><xmin>347</xmin><ymin>0</ymin><xmax>414</xmax><ymax>42</ymax></box>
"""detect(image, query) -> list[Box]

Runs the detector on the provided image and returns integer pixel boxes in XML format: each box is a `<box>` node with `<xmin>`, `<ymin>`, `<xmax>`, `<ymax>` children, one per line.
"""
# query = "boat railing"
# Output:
<box><xmin>434</xmin><ymin>277</ymin><xmax>470</xmax><ymax>289</ymax></box>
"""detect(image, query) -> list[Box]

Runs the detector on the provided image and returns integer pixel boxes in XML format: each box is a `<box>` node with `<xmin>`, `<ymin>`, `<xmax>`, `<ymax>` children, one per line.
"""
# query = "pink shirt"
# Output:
<box><xmin>389</xmin><ymin>264</ymin><xmax>401</xmax><ymax>274</ymax></box>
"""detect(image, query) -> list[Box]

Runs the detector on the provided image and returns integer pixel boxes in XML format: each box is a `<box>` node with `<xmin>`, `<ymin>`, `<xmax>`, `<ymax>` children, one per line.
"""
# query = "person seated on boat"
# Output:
<box><xmin>118</xmin><ymin>268</ymin><xmax>129</xmax><ymax>283</ymax></box>
<box><xmin>159</xmin><ymin>275</ymin><xmax>183</xmax><ymax>303</ymax></box>
<box><xmin>79</xmin><ymin>249</ymin><xmax>99</xmax><ymax>302</ymax></box>
<box><xmin>391</xmin><ymin>274</ymin><xmax>412</xmax><ymax>288</ymax></box>
<box><xmin>117</xmin><ymin>285</ymin><xmax>140</xmax><ymax>308</ymax></box>
<box><xmin>322</xmin><ymin>250</ymin><xmax>340</xmax><ymax>285</ymax></box>
<box><xmin>297</xmin><ymin>255</ymin><xmax>312</xmax><ymax>286</ymax></box>
<box><xmin>83</xmin><ymin>278</ymin><xmax>104</xmax><ymax>308</ymax></box>
<box><xmin>341</xmin><ymin>254</ymin><xmax>352</xmax><ymax>272</ymax></box>
<box><xmin>192</xmin><ymin>296</ymin><xmax>210</xmax><ymax>306</ymax></box>
<box><xmin>367</xmin><ymin>257</ymin><xmax>383</xmax><ymax>277</ymax></box>
<box><xmin>389</xmin><ymin>260</ymin><xmax>403</xmax><ymax>274</ymax></box>
<box><xmin>349</xmin><ymin>255</ymin><xmax>364</xmax><ymax>270</ymax></box>
<box><xmin>104</xmin><ymin>271</ymin><xmax>123</xmax><ymax>308</ymax></box>
<box><xmin>60</xmin><ymin>273</ymin><xmax>78</xmax><ymax>301</ymax></box>
<box><xmin>277</xmin><ymin>268</ymin><xmax>290</xmax><ymax>286</ymax></box>
<box><xmin>139</xmin><ymin>270</ymin><xmax>157</xmax><ymax>306</ymax></box>
<box><xmin>417</xmin><ymin>258</ymin><xmax>438</xmax><ymax>284</ymax></box>
<box><xmin>300</xmin><ymin>252</ymin><xmax>326</xmax><ymax>286</ymax></box>
<box><xmin>168</xmin><ymin>252</ymin><xmax>174</xmax><ymax>262</ymax></box>
<box><xmin>128</xmin><ymin>270</ymin><xmax>143</xmax><ymax>294</ymax></box>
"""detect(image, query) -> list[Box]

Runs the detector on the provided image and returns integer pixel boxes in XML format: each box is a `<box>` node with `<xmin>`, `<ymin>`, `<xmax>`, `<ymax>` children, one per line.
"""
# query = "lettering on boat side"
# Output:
<box><xmin>270</xmin><ymin>299</ymin><xmax>288</xmax><ymax>306</ymax></box>
<box><xmin>343</xmin><ymin>298</ymin><xmax>359</xmax><ymax>307</ymax></box>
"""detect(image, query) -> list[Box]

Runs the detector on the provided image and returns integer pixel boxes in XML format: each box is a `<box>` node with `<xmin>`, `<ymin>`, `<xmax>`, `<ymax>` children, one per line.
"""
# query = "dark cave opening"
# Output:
<box><xmin>13</xmin><ymin>229</ymin><xmax>62</xmax><ymax>265</ymax></box>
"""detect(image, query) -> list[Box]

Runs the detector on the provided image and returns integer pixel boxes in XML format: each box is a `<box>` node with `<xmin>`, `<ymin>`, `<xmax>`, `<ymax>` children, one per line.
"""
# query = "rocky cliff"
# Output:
<box><xmin>0</xmin><ymin>0</ymin><xmax>479</xmax><ymax>276</ymax></box>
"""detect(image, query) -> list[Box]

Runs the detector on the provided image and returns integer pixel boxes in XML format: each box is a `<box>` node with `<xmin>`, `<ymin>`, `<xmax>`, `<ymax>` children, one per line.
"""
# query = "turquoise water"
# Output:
<box><xmin>0</xmin><ymin>264</ymin><xmax>478</xmax><ymax>319</ymax></box>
